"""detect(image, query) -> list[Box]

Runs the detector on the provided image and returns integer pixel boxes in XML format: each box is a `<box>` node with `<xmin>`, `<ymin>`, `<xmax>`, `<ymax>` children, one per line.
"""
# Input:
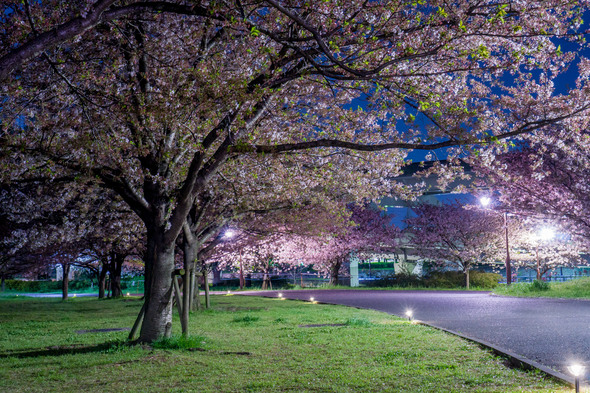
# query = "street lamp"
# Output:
<box><xmin>479</xmin><ymin>197</ymin><xmax>512</xmax><ymax>285</ymax></box>
<box><xmin>568</xmin><ymin>363</ymin><xmax>585</xmax><ymax>393</ymax></box>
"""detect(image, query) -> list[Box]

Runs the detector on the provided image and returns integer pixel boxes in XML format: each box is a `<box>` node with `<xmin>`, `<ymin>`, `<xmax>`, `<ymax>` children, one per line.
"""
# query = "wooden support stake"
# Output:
<box><xmin>173</xmin><ymin>275</ymin><xmax>184</xmax><ymax>330</ymax></box>
<box><xmin>128</xmin><ymin>301</ymin><xmax>146</xmax><ymax>341</ymax></box>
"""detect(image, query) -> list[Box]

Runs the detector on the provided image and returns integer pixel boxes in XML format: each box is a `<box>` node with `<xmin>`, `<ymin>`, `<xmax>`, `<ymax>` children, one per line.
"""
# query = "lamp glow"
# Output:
<box><xmin>126</xmin><ymin>292</ymin><xmax>130</xmax><ymax>297</ymax></box>
<box><xmin>539</xmin><ymin>227</ymin><xmax>555</xmax><ymax>241</ymax></box>
<box><xmin>480</xmin><ymin>197</ymin><xmax>491</xmax><ymax>208</ymax></box>
<box><xmin>568</xmin><ymin>363</ymin><xmax>585</xmax><ymax>393</ymax></box>
<box><xmin>405</xmin><ymin>309</ymin><xmax>413</xmax><ymax>321</ymax></box>
<box><xmin>278</xmin><ymin>293</ymin><xmax>283</xmax><ymax>298</ymax></box>
<box><xmin>224</xmin><ymin>230</ymin><xmax>235</xmax><ymax>238</ymax></box>
<box><xmin>310</xmin><ymin>297</ymin><xmax>315</xmax><ymax>303</ymax></box>
<box><xmin>569</xmin><ymin>364</ymin><xmax>585</xmax><ymax>377</ymax></box>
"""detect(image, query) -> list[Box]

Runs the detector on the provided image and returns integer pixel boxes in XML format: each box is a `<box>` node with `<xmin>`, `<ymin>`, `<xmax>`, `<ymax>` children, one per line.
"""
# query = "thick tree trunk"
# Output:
<box><xmin>62</xmin><ymin>263</ymin><xmax>70</xmax><ymax>300</ymax></box>
<box><xmin>98</xmin><ymin>265</ymin><xmax>108</xmax><ymax>299</ymax></box>
<box><xmin>138</xmin><ymin>236</ymin><xmax>175</xmax><ymax>343</ymax></box>
<box><xmin>464</xmin><ymin>268</ymin><xmax>470</xmax><ymax>290</ymax></box>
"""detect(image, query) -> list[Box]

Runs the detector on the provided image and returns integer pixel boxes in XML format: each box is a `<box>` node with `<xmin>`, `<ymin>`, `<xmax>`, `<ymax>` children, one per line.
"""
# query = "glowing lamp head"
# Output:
<box><xmin>539</xmin><ymin>227</ymin><xmax>555</xmax><ymax>241</ymax></box>
<box><xmin>480</xmin><ymin>197</ymin><xmax>491</xmax><ymax>208</ymax></box>
<box><xmin>126</xmin><ymin>292</ymin><xmax>130</xmax><ymax>297</ymax></box>
<box><xmin>278</xmin><ymin>293</ymin><xmax>283</xmax><ymax>298</ymax></box>
<box><xmin>310</xmin><ymin>297</ymin><xmax>315</xmax><ymax>302</ymax></box>
<box><xmin>406</xmin><ymin>309</ymin><xmax>414</xmax><ymax>320</ymax></box>
<box><xmin>568</xmin><ymin>364</ymin><xmax>585</xmax><ymax>377</ymax></box>
<box><xmin>224</xmin><ymin>230</ymin><xmax>235</xmax><ymax>239</ymax></box>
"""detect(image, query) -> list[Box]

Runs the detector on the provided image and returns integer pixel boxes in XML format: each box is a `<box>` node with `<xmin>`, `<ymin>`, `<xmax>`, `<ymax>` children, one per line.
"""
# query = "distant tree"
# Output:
<box><xmin>405</xmin><ymin>202</ymin><xmax>503</xmax><ymax>289</ymax></box>
<box><xmin>507</xmin><ymin>221</ymin><xmax>583</xmax><ymax>281</ymax></box>
<box><xmin>472</xmin><ymin>129</ymin><xmax>590</xmax><ymax>251</ymax></box>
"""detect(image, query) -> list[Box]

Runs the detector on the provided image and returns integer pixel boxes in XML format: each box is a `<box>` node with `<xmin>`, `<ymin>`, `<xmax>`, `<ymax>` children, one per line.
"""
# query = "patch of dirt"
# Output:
<box><xmin>76</xmin><ymin>328</ymin><xmax>131</xmax><ymax>334</ymax></box>
<box><xmin>221</xmin><ymin>351</ymin><xmax>251</xmax><ymax>356</ymax></box>
<box><xmin>298</xmin><ymin>323</ymin><xmax>346</xmax><ymax>328</ymax></box>
<box><xmin>216</xmin><ymin>306</ymin><xmax>266</xmax><ymax>312</ymax></box>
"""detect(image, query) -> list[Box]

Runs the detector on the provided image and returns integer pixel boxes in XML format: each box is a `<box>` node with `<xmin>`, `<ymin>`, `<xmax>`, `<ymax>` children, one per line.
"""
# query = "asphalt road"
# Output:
<box><xmin>241</xmin><ymin>289</ymin><xmax>590</xmax><ymax>381</ymax></box>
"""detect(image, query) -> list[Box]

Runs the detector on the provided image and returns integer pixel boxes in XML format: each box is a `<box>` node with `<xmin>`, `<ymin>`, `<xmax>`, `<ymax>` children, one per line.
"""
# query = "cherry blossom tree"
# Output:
<box><xmin>508</xmin><ymin>222</ymin><xmax>583</xmax><ymax>281</ymax></box>
<box><xmin>473</xmin><ymin>128</ymin><xmax>590</xmax><ymax>249</ymax></box>
<box><xmin>405</xmin><ymin>202</ymin><xmax>504</xmax><ymax>288</ymax></box>
<box><xmin>3</xmin><ymin>1</ymin><xmax>590</xmax><ymax>342</ymax></box>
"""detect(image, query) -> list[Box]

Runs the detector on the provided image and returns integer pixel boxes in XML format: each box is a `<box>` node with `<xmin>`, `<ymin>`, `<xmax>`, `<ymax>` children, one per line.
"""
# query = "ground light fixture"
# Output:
<box><xmin>405</xmin><ymin>309</ymin><xmax>413</xmax><ymax>321</ymax></box>
<box><xmin>309</xmin><ymin>297</ymin><xmax>317</xmax><ymax>304</ymax></box>
<box><xmin>278</xmin><ymin>293</ymin><xmax>283</xmax><ymax>299</ymax></box>
<box><xmin>126</xmin><ymin>292</ymin><xmax>130</xmax><ymax>297</ymax></box>
<box><xmin>568</xmin><ymin>364</ymin><xmax>585</xmax><ymax>393</ymax></box>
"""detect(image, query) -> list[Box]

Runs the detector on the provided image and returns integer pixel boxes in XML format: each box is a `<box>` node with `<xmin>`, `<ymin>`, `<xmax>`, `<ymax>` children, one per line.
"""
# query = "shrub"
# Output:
<box><xmin>424</xmin><ymin>271</ymin><xmax>502</xmax><ymax>289</ymax></box>
<box><xmin>530</xmin><ymin>279</ymin><xmax>550</xmax><ymax>291</ymax></box>
<box><xmin>367</xmin><ymin>272</ymin><xmax>423</xmax><ymax>288</ymax></box>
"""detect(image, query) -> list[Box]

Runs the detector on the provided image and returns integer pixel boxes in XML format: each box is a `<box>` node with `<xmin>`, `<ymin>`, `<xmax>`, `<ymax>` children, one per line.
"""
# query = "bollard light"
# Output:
<box><xmin>405</xmin><ymin>309</ymin><xmax>413</xmax><ymax>321</ymax></box>
<box><xmin>126</xmin><ymin>292</ymin><xmax>130</xmax><ymax>297</ymax></box>
<box><xmin>278</xmin><ymin>293</ymin><xmax>283</xmax><ymax>299</ymax></box>
<box><xmin>568</xmin><ymin>363</ymin><xmax>585</xmax><ymax>393</ymax></box>
<box><xmin>310</xmin><ymin>297</ymin><xmax>315</xmax><ymax>302</ymax></box>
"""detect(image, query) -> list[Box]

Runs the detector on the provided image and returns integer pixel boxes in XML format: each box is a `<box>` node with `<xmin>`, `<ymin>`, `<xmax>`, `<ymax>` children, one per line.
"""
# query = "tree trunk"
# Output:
<box><xmin>110</xmin><ymin>253</ymin><xmax>124</xmax><ymax>298</ymax></box>
<box><xmin>204</xmin><ymin>269</ymin><xmax>210</xmax><ymax>309</ymax></box>
<box><xmin>464</xmin><ymin>268</ymin><xmax>470</xmax><ymax>290</ymax></box>
<box><xmin>98</xmin><ymin>265</ymin><xmax>108</xmax><ymax>299</ymax></box>
<box><xmin>62</xmin><ymin>263</ymin><xmax>70</xmax><ymax>300</ymax></box>
<box><xmin>138</xmin><ymin>237</ymin><xmax>175</xmax><ymax>343</ymax></box>
<box><xmin>1</xmin><ymin>276</ymin><xmax>5</xmax><ymax>292</ymax></box>
<box><xmin>329</xmin><ymin>258</ymin><xmax>342</xmax><ymax>286</ymax></box>
<box><xmin>193</xmin><ymin>272</ymin><xmax>201</xmax><ymax>311</ymax></box>
<box><xmin>239</xmin><ymin>261</ymin><xmax>244</xmax><ymax>289</ymax></box>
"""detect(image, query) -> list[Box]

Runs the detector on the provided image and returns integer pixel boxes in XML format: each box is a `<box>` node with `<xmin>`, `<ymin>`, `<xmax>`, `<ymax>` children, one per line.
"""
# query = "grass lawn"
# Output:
<box><xmin>494</xmin><ymin>277</ymin><xmax>590</xmax><ymax>299</ymax></box>
<box><xmin>0</xmin><ymin>294</ymin><xmax>568</xmax><ymax>393</ymax></box>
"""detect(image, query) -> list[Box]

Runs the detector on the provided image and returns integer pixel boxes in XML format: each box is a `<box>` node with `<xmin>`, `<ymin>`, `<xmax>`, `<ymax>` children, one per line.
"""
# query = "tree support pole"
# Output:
<box><xmin>204</xmin><ymin>270</ymin><xmax>210</xmax><ymax>309</ymax></box>
<box><xmin>172</xmin><ymin>273</ymin><xmax>186</xmax><ymax>335</ymax></box>
<box><xmin>128</xmin><ymin>301</ymin><xmax>147</xmax><ymax>341</ymax></box>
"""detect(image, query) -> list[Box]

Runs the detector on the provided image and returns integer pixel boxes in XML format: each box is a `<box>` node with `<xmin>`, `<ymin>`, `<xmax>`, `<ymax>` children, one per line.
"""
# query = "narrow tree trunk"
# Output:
<box><xmin>329</xmin><ymin>259</ymin><xmax>342</xmax><ymax>286</ymax></box>
<box><xmin>1</xmin><ymin>276</ymin><xmax>5</xmax><ymax>292</ymax></box>
<box><xmin>192</xmin><ymin>272</ymin><xmax>201</xmax><ymax>311</ymax></box>
<box><xmin>204</xmin><ymin>269</ymin><xmax>210</xmax><ymax>309</ymax></box>
<box><xmin>98</xmin><ymin>265</ymin><xmax>108</xmax><ymax>299</ymax></box>
<box><xmin>62</xmin><ymin>263</ymin><xmax>70</xmax><ymax>300</ymax></box>
<box><xmin>239</xmin><ymin>261</ymin><xmax>244</xmax><ymax>289</ymax></box>
<box><xmin>464</xmin><ymin>268</ymin><xmax>470</xmax><ymax>290</ymax></box>
<box><xmin>110</xmin><ymin>254</ymin><xmax>124</xmax><ymax>298</ymax></box>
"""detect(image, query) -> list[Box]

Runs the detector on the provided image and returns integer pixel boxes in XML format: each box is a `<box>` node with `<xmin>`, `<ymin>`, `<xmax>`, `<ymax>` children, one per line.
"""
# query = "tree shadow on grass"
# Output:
<box><xmin>0</xmin><ymin>340</ymin><xmax>127</xmax><ymax>359</ymax></box>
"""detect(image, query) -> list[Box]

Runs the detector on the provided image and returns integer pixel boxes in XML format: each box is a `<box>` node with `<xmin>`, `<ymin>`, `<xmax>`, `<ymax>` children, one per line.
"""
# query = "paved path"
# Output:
<box><xmin>240</xmin><ymin>289</ymin><xmax>590</xmax><ymax>382</ymax></box>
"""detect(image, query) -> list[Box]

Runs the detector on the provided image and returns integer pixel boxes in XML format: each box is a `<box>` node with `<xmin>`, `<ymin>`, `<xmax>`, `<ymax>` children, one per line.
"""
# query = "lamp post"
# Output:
<box><xmin>480</xmin><ymin>197</ymin><xmax>512</xmax><ymax>285</ymax></box>
<box><xmin>568</xmin><ymin>363</ymin><xmax>585</xmax><ymax>393</ymax></box>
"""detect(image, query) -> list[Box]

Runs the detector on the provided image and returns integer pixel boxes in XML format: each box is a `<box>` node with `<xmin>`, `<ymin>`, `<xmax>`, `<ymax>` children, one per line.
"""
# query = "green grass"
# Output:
<box><xmin>0</xmin><ymin>295</ymin><xmax>568</xmax><ymax>392</ymax></box>
<box><xmin>494</xmin><ymin>277</ymin><xmax>590</xmax><ymax>299</ymax></box>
